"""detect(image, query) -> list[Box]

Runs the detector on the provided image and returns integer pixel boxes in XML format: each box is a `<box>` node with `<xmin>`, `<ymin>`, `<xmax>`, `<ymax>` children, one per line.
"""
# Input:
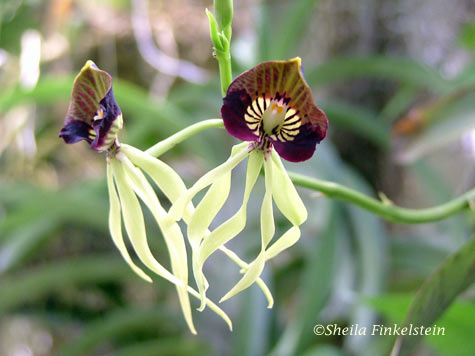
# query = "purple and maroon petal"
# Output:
<box><xmin>90</xmin><ymin>89</ymin><xmax>123</xmax><ymax>151</ymax></box>
<box><xmin>221</xmin><ymin>89</ymin><xmax>260</xmax><ymax>141</ymax></box>
<box><xmin>221</xmin><ymin>58</ymin><xmax>328</xmax><ymax>161</ymax></box>
<box><xmin>59</xmin><ymin>61</ymin><xmax>123</xmax><ymax>152</ymax></box>
<box><xmin>59</xmin><ymin>120</ymin><xmax>93</xmax><ymax>144</ymax></box>
<box><xmin>269</xmin><ymin>121</ymin><xmax>326</xmax><ymax>162</ymax></box>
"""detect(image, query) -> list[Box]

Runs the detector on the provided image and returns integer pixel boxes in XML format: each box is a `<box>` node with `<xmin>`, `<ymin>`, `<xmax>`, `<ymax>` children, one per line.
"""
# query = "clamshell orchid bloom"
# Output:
<box><xmin>59</xmin><ymin>61</ymin><xmax>235</xmax><ymax>334</ymax></box>
<box><xmin>222</xmin><ymin>57</ymin><xmax>328</xmax><ymax>162</ymax></box>
<box><xmin>169</xmin><ymin>58</ymin><xmax>328</xmax><ymax>308</ymax></box>
<box><xmin>59</xmin><ymin>61</ymin><xmax>123</xmax><ymax>152</ymax></box>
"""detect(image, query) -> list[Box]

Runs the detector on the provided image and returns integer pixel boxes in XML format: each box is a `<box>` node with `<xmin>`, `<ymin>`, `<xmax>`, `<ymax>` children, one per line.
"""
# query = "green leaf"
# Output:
<box><xmin>379</xmin><ymin>84</ymin><xmax>418</xmax><ymax>123</ymax></box>
<box><xmin>272</xmin><ymin>0</ymin><xmax>323</xmax><ymax>59</ymax></box>
<box><xmin>301</xmin><ymin>344</ymin><xmax>349</xmax><ymax>356</ymax></box>
<box><xmin>306</xmin><ymin>56</ymin><xmax>450</xmax><ymax>93</ymax></box>
<box><xmin>366</xmin><ymin>295</ymin><xmax>475</xmax><ymax>356</ymax></box>
<box><xmin>59</xmin><ymin>307</ymin><xmax>184</xmax><ymax>356</ymax></box>
<box><xmin>0</xmin><ymin>216</ymin><xmax>58</xmax><ymax>274</ymax></box>
<box><xmin>396</xmin><ymin>92</ymin><xmax>475</xmax><ymax>163</ymax></box>
<box><xmin>459</xmin><ymin>22</ymin><xmax>475</xmax><ymax>50</ymax></box>
<box><xmin>104</xmin><ymin>338</ymin><xmax>212</xmax><ymax>356</ymax></box>
<box><xmin>391</xmin><ymin>235</ymin><xmax>475</xmax><ymax>356</ymax></box>
<box><xmin>0</xmin><ymin>255</ymin><xmax>133</xmax><ymax>313</ymax></box>
<box><xmin>321</xmin><ymin>100</ymin><xmax>390</xmax><ymax>148</ymax></box>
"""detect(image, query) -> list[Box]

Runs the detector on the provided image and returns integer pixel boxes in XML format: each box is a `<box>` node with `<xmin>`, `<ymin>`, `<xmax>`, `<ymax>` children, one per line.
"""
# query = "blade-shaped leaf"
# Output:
<box><xmin>391</xmin><ymin>235</ymin><xmax>475</xmax><ymax>356</ymax></box>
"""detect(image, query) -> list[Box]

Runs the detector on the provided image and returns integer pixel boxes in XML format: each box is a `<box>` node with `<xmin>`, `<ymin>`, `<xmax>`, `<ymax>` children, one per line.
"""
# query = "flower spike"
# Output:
<box><xmin>59</xmin><ymin>60</ymin><xmax>123</xmax><ymax>152</ymax></box>
<box><xmin>221</xmin><ymin>57</ymin><xmax>328</xmax><ymax>162</ymax></box>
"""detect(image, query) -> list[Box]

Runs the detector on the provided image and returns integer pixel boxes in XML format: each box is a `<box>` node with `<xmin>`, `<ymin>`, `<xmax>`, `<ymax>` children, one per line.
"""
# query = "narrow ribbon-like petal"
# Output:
<box><xmin>219</xmin><ymin>246</ymin><xmax>274</xmax><ymax>308</ymax></box>
<box><xmin>120</xmin><ymin>144</ymin><xmax>274</xmax><ymax>310</ymax></box>
<box><xmin>260</xmin><ymin>156</ymin><xmax>275</xmax><ymax>248</ymax></box>
<box><xmin>220</xmin><ymin>151</ymin><xmax>273</xmax><ymax>302</ymax></box>
<box><xmin>220</xmin><ymin>252</ymin><xmax>266</xmax><ymax>303</ymax></box>
<box><xmin>168</xmin><ymin>141</ymin><xmax>249</xmax><ymax>221</ymax></box>
<box><xmin>271</xmin><ymin>151</ymin><xmax>307</xmax><ymax>225</ymax></box>
<box><xmin>116</xmin><ymin>152</ymin><xmax>196</xmax><ymax>334</ymax></box>
<box><xmin>106</xmin><ymin>159</ymin><xmax>152</xmax><ymax>283</ymax></box>
<box><xmin>197</xmin><ymin>150</ymin><xmax>264</xmax><ymax>265</ymax></box>
<box><xmin>110</xmin><ymin>157</ymin><xmax>234</xmax><ymax>330</ymax></box>
<box><xmin>110</xmin><ymin>158</ymin><xmax>182</xmax><ymax>285</ymax></box>
<box><xmin>220</xmin><ymin>149</ymin><xmax>307</xmax><ymax>301</ymax></box>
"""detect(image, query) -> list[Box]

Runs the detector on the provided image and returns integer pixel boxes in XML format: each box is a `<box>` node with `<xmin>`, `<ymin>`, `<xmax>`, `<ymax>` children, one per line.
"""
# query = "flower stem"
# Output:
<box><xmin>289</xmin><ymin>172</ymin><xmax>475</xmax><ymax>224</ymax></box>
<box><xmin>145</xmin><ymin>119</ymin><xmax>224</xmax><ymax>157</ymax></box>
<box><xmin>207</xmin><ymin>1</ymin><xmax>234</xmax><ymax>96</ymax></box>
<box><xmin>145</xmin><ymin>121</ymin><xmax>475</xmax><ymax>224</ymax></box>
<box><xmin>216</xmin><ymin>50</ymin><xmax>233</xmax><ymax>96</ymax></box>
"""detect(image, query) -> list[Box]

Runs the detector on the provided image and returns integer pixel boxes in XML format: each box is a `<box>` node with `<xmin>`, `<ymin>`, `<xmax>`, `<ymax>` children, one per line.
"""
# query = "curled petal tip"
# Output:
<box><xmin>84</xmin><ymin>60</ymin><xmax>99</xmax><ymax>70</ymax></box>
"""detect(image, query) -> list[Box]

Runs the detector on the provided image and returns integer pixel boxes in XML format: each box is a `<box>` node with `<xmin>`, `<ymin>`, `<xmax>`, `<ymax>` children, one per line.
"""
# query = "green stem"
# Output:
<box><xmin>144</xmin><ymin>119</ymin><xmax>224</xmax><ymax>157</ymax></box>
<box><xmin>289</xmin><ymin>172</ymin><xmax>475</xmax><ymax>224</ymax></box>
<box><xmin>216</xmin><ymin>50</ymin><xmax>233</xmax><ymax>96</ymax></box>
<box><xmin>145</xmin><ymin>121</ymin><xmax>475</xmax><ymax>224</ymax></box>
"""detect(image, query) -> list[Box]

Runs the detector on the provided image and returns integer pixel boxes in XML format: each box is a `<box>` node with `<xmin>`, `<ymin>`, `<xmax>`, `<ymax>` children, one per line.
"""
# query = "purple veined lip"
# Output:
<box><xmin>59</xmin><ymin>60</ymin><xmax>123</xmax><ymax>152</ymax></box>
<box><xmin>221</xmin><ymin>57</ymin><xmax>328</xmax><ymax>162</ymax></box>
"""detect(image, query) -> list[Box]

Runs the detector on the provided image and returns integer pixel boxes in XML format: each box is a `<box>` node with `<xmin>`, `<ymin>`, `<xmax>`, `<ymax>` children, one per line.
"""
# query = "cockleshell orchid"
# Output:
<box><xmin>59</xmin><ymin>61</ymin><xmax>234</xmax><ymax>334</ymax></box>
<box><xmin>169</xmin><ymin>58</ymin><xmax>328</xmax><ymax>308</ymax></box>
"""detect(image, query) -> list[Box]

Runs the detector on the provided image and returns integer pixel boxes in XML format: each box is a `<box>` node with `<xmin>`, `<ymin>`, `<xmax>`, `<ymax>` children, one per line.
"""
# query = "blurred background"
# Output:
<box><xmin>1</xmin><ymin>0</ymin><xmax>474</xmax><ymax>355</ymax></box>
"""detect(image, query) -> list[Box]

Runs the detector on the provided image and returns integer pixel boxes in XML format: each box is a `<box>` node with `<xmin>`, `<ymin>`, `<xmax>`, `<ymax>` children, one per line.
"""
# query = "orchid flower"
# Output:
<box><xmin>169</xmin><ymin>58</ymin><xmax>328</xmax><ymax>307</ymax></box>
<box><xmin>59</xmin><ymin>61</ymin><xmax>235</xmax><ymax>334</ymax></box>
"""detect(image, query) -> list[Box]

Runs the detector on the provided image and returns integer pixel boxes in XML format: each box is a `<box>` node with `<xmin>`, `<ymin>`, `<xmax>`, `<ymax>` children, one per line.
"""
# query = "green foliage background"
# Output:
<box><xmin>0</xmin><ymin>0</ymin><xmax>474</xmax><ymax>355</ymax></box>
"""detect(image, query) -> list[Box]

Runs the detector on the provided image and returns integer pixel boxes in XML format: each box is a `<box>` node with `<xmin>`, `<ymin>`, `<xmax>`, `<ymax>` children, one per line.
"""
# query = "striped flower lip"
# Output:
<box><xmin>221</xmin><ymin>57</ymin><xmax>328</xmax><ymax>162</ymax></box>
<box><xmin>59</xmin><ymin>60</ymin><xmax>123</xmax><ymax>152</ymax></box>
